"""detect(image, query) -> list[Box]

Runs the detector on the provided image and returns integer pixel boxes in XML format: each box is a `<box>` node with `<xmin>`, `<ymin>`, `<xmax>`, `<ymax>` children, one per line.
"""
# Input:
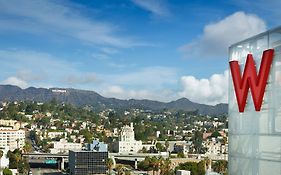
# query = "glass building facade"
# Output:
<box><xmin>69</xmin><ymin>151</ymin><xmax>108</xmax><ymax>175</ymax></box>
<box><xmin>229</xmin><ymin>26</ymin><xmax>281</xmax><ymax>175</ymax></box>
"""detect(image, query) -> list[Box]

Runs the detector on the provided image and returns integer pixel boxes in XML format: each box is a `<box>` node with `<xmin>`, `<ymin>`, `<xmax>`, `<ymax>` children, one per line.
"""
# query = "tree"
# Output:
<box><xmin>175</xmin><ymin>162</ymin><xmax>199</xmax><ymax>175</ymax></box>
<box><xmin>3</xmin><ymin>168</ymin><xmax>12</xmax><ymax>175</ymax></box>
<box><xmin>197</xmin><ymin>160</ymin><xmax>206</xmax><ymax>175</ymax></box>
<box><xmin>80</xmin><ymin>129</ymin><xmax>93</xmax><ymax>143</ymax></box>
<box><xmin>212</xmin><ymin>160</ymin><xmax>228</xmax><ymax>174</ymax></box>
<box><xmin>7</xmin><ymin>149</ymin><xmax>29</xmax><ymax>173</ymax></box>
<box><xmin>175</xmin><ymin>161</ymin><xmax>206</xmax><ymax>175</ymax></box>
<box><xmin>164</xmin><ymin>141</ymin><xmax>169</xmax><ymax>152</ymax></box>
<box><xmin>211</xmin><ymin>131</ymin><xmax>221</xmax><ymax>138</ymax></box>
<box><xmin>0</xmin><ymin>149</ymin><xmax>3</xmax><ymax>169</ymax></box>
<box><xmin>204</xmin><ymin>157</ymin><xmax>211</xmax><ymax>171</ymax></box>
<box><xmin>150</xmin><ymin>156</ymin><xmax>161</xmax><ymax>175</ymax></box>
<box><xmin>116</xmin><ymin>164</ymin><xmax>124</xmax><ymax>175</ymax></box>
<box><xmin>177</xmin><ymin>151</ymin><xmax>185</xmax><ymax>158</ymax></box>
<box><xmin>106</xmin><ymin>158</ymin><xmax>114</xmax><ymax>174</ymax></box>
<box><xmin>156</xmin><ymin>143</ymin><xmax>165</xmax><ymax>152</ymax></box>
<box><xmin>160</xmin><ymin>158</ymin><xmax>172</xmax><ymax>175</ymax></box>
<box><xmin>140</xmin><ymin>147</ymin><xmax>147</xmax><ymax>153</ymax></box>
<box><xmin>23</xmin><ymin>141</ymin><xmax>32</xmax><ymax>153</ymax></box>
<box><xmin>193</xmin><ymin>130</ymin><xmax>203</xmax><ymax>154</ymax></box>
<box><xmin>18</xmin><ymin>159</ymin><xmax>30</xmax><ymax>174</ymax></box>
<box><xmin>138</xmin><ymin>157</ymin><xmax>153</xmax><ymax>172</ymax></box>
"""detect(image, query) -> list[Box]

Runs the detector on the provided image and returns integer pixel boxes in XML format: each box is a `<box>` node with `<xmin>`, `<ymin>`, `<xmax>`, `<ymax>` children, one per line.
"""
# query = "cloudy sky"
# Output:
<box><xmin>0</xmin><ymin>0</ymin><xmax>279</xmax><ymax>105</ymax></box>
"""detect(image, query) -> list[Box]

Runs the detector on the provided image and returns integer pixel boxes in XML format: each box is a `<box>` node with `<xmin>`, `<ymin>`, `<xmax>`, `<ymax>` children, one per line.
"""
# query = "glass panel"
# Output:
<box><xmin>229</xmin><ymin>27</ymin><xmax>281</xmax><ymax>175</ymax></box>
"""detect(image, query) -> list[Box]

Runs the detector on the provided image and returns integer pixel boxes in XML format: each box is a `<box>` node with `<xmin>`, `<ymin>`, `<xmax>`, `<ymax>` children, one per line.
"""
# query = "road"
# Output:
<box><xmin>30</xmin><ymin>168</ymin><xmax>64</xmax><ymax>175</ymax></box>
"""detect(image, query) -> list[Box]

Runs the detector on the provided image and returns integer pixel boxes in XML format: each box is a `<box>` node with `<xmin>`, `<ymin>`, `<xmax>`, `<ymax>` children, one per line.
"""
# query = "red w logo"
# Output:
<box><xmin>229</xmin><ymin>49</ymin><xmax>274</xmax><ymax>112</ymax></box>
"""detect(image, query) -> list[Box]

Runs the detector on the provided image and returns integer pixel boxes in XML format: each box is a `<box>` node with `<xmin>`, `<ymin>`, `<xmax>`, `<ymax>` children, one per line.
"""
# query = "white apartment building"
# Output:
<box><xmin>0</xmin><ymin>127</ymin><xmax>25</xmax><ymax>150</ymax></box>
<box><xmin>114</xmin><ymin>123</ymin><xmax>142</xmax><ymax>153</ymax></box>
<box><xmin>50</xmin><ymin>139</ymin><xmax>82</xmax><ymax>154</ymax></box>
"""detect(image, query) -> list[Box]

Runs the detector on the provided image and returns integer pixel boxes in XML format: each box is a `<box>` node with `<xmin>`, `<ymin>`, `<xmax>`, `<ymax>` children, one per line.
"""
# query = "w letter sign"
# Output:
<box><xmin>229</xmin><ymin>49</ymin><xmax>274</xmax><ymax>112</ymax></box>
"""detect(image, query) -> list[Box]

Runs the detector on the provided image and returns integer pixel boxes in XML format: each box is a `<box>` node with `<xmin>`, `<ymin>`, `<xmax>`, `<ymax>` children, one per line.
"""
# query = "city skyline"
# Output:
<box><xmin>0</xmin><ymin>0</ymin><xmax>279</xmax><ymax>105</ymax></box>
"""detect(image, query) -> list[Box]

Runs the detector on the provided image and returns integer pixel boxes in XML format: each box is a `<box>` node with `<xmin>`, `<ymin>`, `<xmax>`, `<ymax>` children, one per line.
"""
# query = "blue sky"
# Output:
<box><xmin>0</xmin><ymin>0</ymin><xmax>279</xmax><ymax>104</ymax></box>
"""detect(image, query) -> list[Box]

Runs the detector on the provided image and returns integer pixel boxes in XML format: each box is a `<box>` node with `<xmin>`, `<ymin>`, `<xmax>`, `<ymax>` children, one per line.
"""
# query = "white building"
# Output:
<box><xmin>228</xmin><ymin>27</ymin><xmax>281</xmax><ymax>174</ymax></box>
<box><xmin>47</xmin><ymin>131</ymin><xmax>66</xmax><ymax>139</ymax></box>
<box><xmin>114</xmin><ymin>123</ymin><xmax>142</xmax><ymax>153</ymax></box>
<box><xmin>50</xmin><ymin>139</ymin><xmax>82</xmax><ymax>154</ymax></box>
<box><xmin>0</xmin><ymin>147</ymin><xmax>10</xmax><ymax>169</ymax></box>
<box><xmin>0</xmin><ymin>127</ymin><xmax>25</xmax><ymax>151</ymax></box>
<box><xmin>176</xmin><ymin>170</ymin><xmax>191</xmax><ymax>175</ymax></box>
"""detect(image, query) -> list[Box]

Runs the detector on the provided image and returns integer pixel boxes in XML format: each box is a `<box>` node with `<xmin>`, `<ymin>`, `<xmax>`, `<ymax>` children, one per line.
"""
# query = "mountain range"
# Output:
<box><xmin>0</xmin><ymin>85</ymin><xmax>227</xmax><ymax>116</ymax></box>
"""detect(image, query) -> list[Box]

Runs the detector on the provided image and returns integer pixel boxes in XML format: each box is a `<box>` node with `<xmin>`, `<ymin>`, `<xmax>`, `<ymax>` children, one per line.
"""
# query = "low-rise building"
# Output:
<box><xmin>50</xmin><ymin>139</ymin><xmax>82</xmax><ymax>154</ymax></box>
<box><xmin>47</xmin><ymin>131</ymin><xmax>66</xmax><ymax>139</ymax></box>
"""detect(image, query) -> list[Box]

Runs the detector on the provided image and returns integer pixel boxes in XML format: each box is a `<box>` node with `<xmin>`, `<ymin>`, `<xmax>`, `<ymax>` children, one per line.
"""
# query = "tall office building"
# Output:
<box><xmin>229</xmin><ymin>26</ymin><xmax>281</xmax><ymax>174</ymax></box>
<box><xmin>69</xmin><ymin>140</ymin><xmax>108</xmax><ymax>175</ymax></box>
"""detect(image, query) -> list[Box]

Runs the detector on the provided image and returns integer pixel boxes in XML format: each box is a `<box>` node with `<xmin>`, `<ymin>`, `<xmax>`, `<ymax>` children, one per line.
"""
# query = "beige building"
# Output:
<box><xmin>0</xmin><ymin>127</ymin><xmax>25</xmax><ymax>150</ymax></box>
<box><xmin>114</xmin><ymin>123</ymin><xmax>142</xmax><ymax>153</ymax></box>
<box><xmin>0</xmin><ymin>119</ymin><xmax>21</xmax><ymax>130</ymax></box>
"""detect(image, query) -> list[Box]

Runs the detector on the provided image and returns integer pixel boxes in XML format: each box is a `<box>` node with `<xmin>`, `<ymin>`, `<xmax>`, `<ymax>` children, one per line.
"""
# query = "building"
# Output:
<box><xmin>0</xmin><ymin>119</ymin><xmax>21</xmax><ymax>130</ymax></box>
<box><xmin>69</xmin><ymin>141</ymin><xmax>108</xmax><ymax>175</ymax></box>
<box><xmin>176</xmin><ymin>170</ymin><xmax>191</xmax><ymax>175</ymax></box>
<box><xmin>228</xmin><ymin>26</ymin><xmax>281</xmax><ymax>174</ymax></box>
<box><xmin>50</xmin><ymin>139</ymin><xmax>82</xmax><ymax>154</ymax></box>
<box><xmin>88</xmin><ymin>140</ymin><xmax>108</xmax><ymax>152</ymax></box>
<box><xmin>157</xmin><ymin>141</ymin><xmax>190</xmax><ymax>154</ymax></box>
<box><xmin>47</xmin><ymin>131</ymin><xmax>66</xmax><ymax>139</ymax></box>
<box><xmin>0</xmin><ymin>147</ymin><xmax>10</xmax><ymax>168</ymax></box>
<box><xmin>0</xmin><ymin>127</ymin><xmax>25</xmax><ymax>150</ymax></box>
<box><xmin>113</xmin><ymin>123</ymin><xmax>142</xmax><ymax>153</ymax></box>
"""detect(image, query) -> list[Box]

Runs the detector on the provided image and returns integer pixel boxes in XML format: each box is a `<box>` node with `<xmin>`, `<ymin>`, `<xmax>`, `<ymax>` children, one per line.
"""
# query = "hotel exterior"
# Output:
<box><xmin>229</xmin><ymin>27</ymin><xmax>281</xmax><ymax>174</ymax></box>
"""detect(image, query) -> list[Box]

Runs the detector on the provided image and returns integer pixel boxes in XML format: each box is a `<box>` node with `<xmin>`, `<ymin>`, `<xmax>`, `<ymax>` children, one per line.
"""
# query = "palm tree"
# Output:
<box><xmin>124</xmin><ymin>170</ymin><xmax>131</xmax><ymax>175</ymax></box>
<box><xmin>160</xmin><ymin>158</ymin><xmax>171</xmax><ymax>175</ymax></box>
<box><xmin>204</xmin><ymin>157</ymin><xmax>211</xmax><ymax>171</ymax></box>
<box><xmin>116</xmin><ymin>164</ymin><xmax>124</xmax><ymax>175</ymax></box>
<box><xmin>106</xmin><ymin>158</ymin><xmax>114</xmax><ymax>174</ymax></box>
<box><xmin>150</xmin><ymin>157</ymin><xmax>162</xmax><ymax>175</ymax></box>
<box><xmin>23</xmin><ymin>141</ymin><xmax>32</xmax><ymax>153</ymax></box>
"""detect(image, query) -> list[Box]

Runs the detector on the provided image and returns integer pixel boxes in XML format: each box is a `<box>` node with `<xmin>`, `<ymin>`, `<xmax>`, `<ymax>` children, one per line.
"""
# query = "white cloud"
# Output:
<box><xmin>2</xmin><ymin>76</ymin><xmax>28</xmax><ymax>89</ymax></box>
<box><xmin>178</xmin><ymin>71</ymin><xmax>228</xmax><ymax>105</ymax></box>
<box><xmin>104</xmin><ymin>66</ymin><xmax>178</xmax><ymax>88</ymax></box>
<box><xmin>0</xmin><ymin>49</ymin><xmax>98</xmax><ymax>88</ymax></box>
<box><xmin>179</xmin><ymin>11</ymin><xmax>266</xmax><ymax>59</ymax></box>
<box><xmin>0</xmin><ymin>0</ymin><xmax>139</xmax><ymax>48</ymax></box>
<box><xmin>100</xmin><ymin>85</ymin><xmax>176</xmax><ymax>102</ymax></box>
<box><xmin>132</xmin><ymin>0</ymin><xmax>170</xmax><ymax>16</ymax></box>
